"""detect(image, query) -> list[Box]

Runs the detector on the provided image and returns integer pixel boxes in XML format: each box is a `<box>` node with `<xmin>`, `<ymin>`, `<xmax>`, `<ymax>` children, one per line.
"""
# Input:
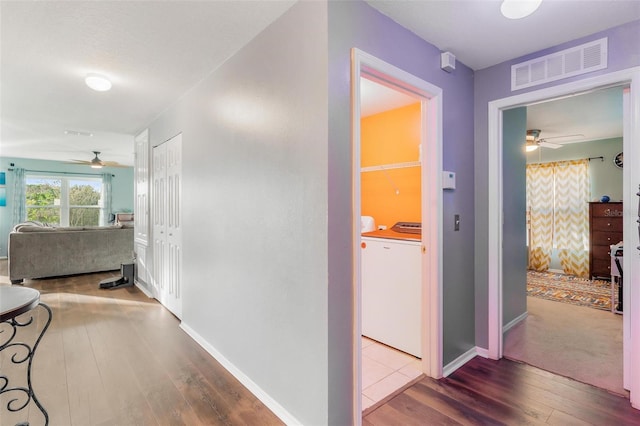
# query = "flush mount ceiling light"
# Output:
<box><xmin>64</xmin><ymin>129</ymin><xmax>93</xmax><ymax>137</ymax></box>
<box><xmin>85</xmin><ymin>73</ymin><xmax>112</xmax><ymax>92</ymax></box>
<box><xmin>501</xmin><ymin>0</ymin><xmax>542</xmax><ymax>19</ymax></box>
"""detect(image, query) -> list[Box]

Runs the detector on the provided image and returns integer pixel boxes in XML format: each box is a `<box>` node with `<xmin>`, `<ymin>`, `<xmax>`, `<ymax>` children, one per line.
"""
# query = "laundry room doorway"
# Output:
<box><xmin>350</xmin><ymin>48</ymin><xmax>443</xmax><ymax>414</ymax></box>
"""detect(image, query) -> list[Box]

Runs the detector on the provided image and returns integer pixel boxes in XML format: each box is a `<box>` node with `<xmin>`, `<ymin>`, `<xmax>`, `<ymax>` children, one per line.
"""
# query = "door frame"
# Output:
<box><xmin>351</xmin><ymin>48</ymin><xmax>443</xmax><ymax>418</ymax></box>
<box><xmin>486</xmin><ymin>67</ymin><xmax>640</xmax><ymax>408</ymax></box>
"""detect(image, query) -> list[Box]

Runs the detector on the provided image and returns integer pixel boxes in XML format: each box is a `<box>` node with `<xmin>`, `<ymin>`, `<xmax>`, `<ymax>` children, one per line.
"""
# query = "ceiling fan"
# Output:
<box><xmin>68</xmin><ymin>151</ymin><xmax>126</xmax><ymax>168</ymax></box>
<box><xmin>525</xmin><ymin>129</ymin><xmax>563</xmax><ymax>152</ymax></box>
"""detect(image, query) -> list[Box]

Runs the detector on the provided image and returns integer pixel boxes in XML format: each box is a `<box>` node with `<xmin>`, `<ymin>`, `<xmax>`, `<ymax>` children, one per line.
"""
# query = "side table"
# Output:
<box><xmin>0</xmin><ymin>286</ymin><xmax>52</xmax><ymax>426</ymax></box>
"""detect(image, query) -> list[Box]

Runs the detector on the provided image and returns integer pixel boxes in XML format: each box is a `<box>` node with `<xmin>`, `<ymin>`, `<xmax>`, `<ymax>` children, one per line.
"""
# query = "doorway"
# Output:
<box><xmin>502</xmin><ymin>87</ymin><xmax>625</xmax><ymax>395</ymax></box>
<box><xmin>351</xmin><ymin>48</ymin><xmax>443</xmax><ymax>416</ymax></box>
<box><xmin>487</xmin><ymin>68</ymin><xmax>640</xmax><ymax>408</ymax></box>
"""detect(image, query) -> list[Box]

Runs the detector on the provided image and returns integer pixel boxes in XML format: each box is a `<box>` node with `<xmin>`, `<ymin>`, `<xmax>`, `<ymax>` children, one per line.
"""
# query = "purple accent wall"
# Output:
<box><xmin>328</xmin><ymin>1</ymin><xmax>477</xmax><ymax>386</ymax></box>
<box><xmin>474</xmin><ymin>20</ymin><xmax>640</xmax><ymax>348</ymax></box>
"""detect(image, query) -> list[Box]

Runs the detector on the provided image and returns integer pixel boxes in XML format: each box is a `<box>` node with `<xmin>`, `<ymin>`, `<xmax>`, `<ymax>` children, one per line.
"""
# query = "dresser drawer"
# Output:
<box><xmin>592</xmin><ymin>231</ymin><xmax>623</xmax><ymax>246</ymax></box>
<box><xmin>591</xmin><ymin>258</ymin><xmax>613</xmax><ymax>277</ymax></box>
<box><xmin>592</xmin><ymin>217</ymin><xmax>623</xmax><ymax>232</ymax></box>
<box><xmin>591</xmin><ymin>203</ymin><xmax>623</xmax><ymax>217</ymax></box>
<box><xmin>592</xmin><ymin>244</ymin><xmax>613</xmax><ymax>260</ymax></box>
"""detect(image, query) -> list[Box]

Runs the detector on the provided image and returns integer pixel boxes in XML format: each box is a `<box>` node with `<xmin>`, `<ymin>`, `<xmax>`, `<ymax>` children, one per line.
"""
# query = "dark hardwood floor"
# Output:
<box><xmin>364</xmin><ymin>356</ymin><xmax>640</xmax><ymax>425</ymax></box>
<box><xmin>2</xmin><ymin>262</ymin><xmax>640</xmax><ymax>425</ymax></box>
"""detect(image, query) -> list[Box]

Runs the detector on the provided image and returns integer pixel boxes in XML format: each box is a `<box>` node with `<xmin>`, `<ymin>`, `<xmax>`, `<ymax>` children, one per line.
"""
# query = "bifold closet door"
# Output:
<box><xmin>152</xmin><ymin>134</ymin><xmax>182</xmax><ymax>319</ymax></box>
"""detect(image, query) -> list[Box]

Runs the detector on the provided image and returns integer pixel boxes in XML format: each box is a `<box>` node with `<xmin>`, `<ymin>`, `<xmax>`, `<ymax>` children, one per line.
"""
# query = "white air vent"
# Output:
<box><xmin>511</xmin><ymin>38</ymin><xmax>607</xmax><ymax>91</ymax></box>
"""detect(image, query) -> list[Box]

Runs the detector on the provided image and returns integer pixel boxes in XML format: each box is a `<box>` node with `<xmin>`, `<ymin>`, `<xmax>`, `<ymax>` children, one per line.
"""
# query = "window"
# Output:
<box><xmin>25</xmin><ymin>174</ymin><xmax>105</xmax><ymax>226</ymax></box>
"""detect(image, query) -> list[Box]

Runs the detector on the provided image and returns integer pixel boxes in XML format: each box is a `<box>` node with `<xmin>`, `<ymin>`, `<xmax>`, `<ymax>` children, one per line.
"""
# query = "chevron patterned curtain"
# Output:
<box><xmin>526</xmin><ymin>162</ymin><xmax>555</xmax><ymax>271</ymax></box>
<box><xmin>526</xmin><ymin>159</ymin><xmax>590</xmax><ymax>277</ymax></box>
<box><xmin>554</xmin><ymin>159</ymin><xmax>590</xmax><ymax>277</ymax></box>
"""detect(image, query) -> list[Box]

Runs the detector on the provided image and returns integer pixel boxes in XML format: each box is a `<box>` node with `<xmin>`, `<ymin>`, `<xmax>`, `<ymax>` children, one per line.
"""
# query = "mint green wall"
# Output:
<box><xmin>526</xmin><ymin>137</ymin><xmax>624</xmax><ymax>202</ymax></box>
<box><xmin>526</xmin><ymin>137</ymin><xmax>623</xmax><ymax>271</ymax></box>
<box><xmin>0</xmin><ymin>156</ymin><xmax>134</xmax><ymax>258</ymax></box>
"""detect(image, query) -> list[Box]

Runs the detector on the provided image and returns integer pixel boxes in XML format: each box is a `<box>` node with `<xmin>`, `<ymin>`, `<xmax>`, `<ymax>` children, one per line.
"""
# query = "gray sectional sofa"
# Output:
<box><xmin>8</xmin><ymin>222</ymin><xmax>134</xmax><ymax>284</ymax></box>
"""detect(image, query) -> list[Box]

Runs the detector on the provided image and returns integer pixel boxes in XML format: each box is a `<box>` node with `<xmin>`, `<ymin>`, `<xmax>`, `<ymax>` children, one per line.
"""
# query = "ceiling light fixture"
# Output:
<box><xmin>525</xmin><ymin>129</ymin><xmax>540</xmax><ymax>152</ymax></box>
<box><xmin>64</xmin><ymin>129</ymin><xmax>93</xmax><ymax>137</ymax></box>
<box><xmin>501</xmin><ymin>0</ymin><xmax>542</xmax><ymax>19</ymax></box>
<box><xmin>85</xmin><ymin>73</ymin><xmax>112</xmax><ymax>92</ymax></box>
<box><xmin>90</xmin><ymin>151</ymin><xmax>104</xmax><ymax>169</ymax></box>
<box><xmin>525</xmin><ymin>142</ymin><xmax>539</xmax><ymax>152</ymax></box>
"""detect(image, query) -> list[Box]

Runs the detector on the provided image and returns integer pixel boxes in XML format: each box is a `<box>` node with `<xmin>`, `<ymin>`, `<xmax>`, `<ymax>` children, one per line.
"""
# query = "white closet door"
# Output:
<box><xmin>165</xmin><ymin>134</ymin><xmax>182</xmax><ymax>318</ymax></box>
<box><xmin>152</xmin><ymin>142</ymin><xmax>167</xmax><ymax>299</ymax></box>
<box><xmin>151</xmin><ymin>134</ymin><xmax>182</xmax><ymax>319</ymax></box>
<box><xmin>134</xmin><ymin>130</ymin><xmax>149</xmax><ymax>244</ymax></box>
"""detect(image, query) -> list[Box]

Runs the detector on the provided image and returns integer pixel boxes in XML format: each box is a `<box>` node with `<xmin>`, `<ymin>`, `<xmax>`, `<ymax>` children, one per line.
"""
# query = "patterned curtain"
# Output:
<box><xmin>554</xmin><ymin>159</ymin><xmax>590</xmax><ymax>277</ymax></box>
<box><xmin>11</xmin><ymin>167</ymin><xmax>26</xmax><ymax>226</ymax></box>
<box><xmin>102</xmin><ymin>173</ymin><xmax>112</xmax><ymax>226</ymax></box>
<box><xmin>526</xmin><ymin>162</ymin><xmax>554</xmax><ymax>271</ymax></box>
<box><xmin>526</xmin><ymin>159</ymin><xmax>590</xmax><ymax>277</ymax></box>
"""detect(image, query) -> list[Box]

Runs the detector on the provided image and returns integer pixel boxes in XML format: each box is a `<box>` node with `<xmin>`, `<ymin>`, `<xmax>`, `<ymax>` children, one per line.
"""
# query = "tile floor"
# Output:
<box><xmin>361</xmin><ymin>336</ymin><xmax>423</xmax><ymax>411</ymax></box>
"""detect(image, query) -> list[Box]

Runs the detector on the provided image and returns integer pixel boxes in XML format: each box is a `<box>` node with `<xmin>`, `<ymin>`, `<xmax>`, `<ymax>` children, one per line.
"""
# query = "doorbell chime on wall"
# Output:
<box><xmin>441</xmin><ymin>51</ymin><xmax>456</xmax><ymax>73</ymax></box>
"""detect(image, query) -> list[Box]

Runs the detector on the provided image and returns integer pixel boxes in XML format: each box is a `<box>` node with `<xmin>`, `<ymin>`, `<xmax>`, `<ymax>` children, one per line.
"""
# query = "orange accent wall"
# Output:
<box><xmin>361</xmin><ymin>103</ymin><xmax>421</xmax><ymax>230</ymax></box>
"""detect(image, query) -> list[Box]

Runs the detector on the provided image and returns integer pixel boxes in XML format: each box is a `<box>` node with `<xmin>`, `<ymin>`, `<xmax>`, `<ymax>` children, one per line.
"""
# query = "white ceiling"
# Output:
<box><xmin>365</xmin><ymin>0</ymin><xmax>640</xmax><ymax>71</ymax></box>
<box><xmin>361</xmin><ymin>78</ymin><xmax>418</xmax><ymax>117</ymax></box>
<box><xmin>1</xmin><ymin>1</ymin><xmax>637</xmax><ymax>166</ymax></box>
<box><xmin>526</xmin><ymin>86</ymin><xmax>624</xmax><ymax>145</ymax></box>
<box><xmin>0</xmin><ymin>1</ymin><xmax>296</xmax><ymax>166</ymax></box>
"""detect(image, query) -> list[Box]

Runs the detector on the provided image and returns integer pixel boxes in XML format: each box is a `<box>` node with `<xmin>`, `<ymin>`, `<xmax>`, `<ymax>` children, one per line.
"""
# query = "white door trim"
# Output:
<box><xmin>487</xmin><ymin>67</ymin><xmax>640</xmax><ymax>408</ymax></box>
<box><xmin>351</xmin><ymin>48</ymin><xmax>443</xmax><ymax>421</ymax></box>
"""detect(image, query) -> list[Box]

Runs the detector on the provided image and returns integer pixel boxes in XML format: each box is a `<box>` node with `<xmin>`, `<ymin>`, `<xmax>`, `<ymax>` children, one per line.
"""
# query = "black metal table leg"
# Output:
<box><xmin>1</xmin><ymin>302</ymin><xmax>52</xmax><ymax>426</ymax></box>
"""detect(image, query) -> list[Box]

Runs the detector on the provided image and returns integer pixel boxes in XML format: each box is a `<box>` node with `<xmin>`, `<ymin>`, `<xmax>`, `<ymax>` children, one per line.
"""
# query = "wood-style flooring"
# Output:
<box><xmin>2</xmin><ymin>262</ymin><xmax>639</xmax><ymax>425</ymax></box>
<box><xmin>364</xmin><ymin>356</ymin><xmax>640</xmax><ymax>425</ymax></box>
<box><xmin>0</xmin><ymin>267</ymin><xmax>283</xmax><ymax>426</ymax></box>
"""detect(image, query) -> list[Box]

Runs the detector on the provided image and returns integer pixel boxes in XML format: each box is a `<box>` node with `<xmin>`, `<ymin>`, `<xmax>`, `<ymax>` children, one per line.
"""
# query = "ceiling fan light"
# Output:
<box><xmin>526</xmin><ymin>142</ymin><xmax>539</xmax><ymax>152</ymax></box>
<box><xmin>90</xmin><ymin>151</ymin><xmax>104</xmax><ymax>168</ymax></box>
<box><xmin>501</xmin><ymin>0</ymin><xmax>542</xmax><ymax>19</ymax></box>
<box><xmin>85</xmin><ymin>73</ymin><xmax>112</xmax><ymax>92</ymax></box>
<box><xmin>525</xmin><ymin>128</ymin><xmax>541</xmax><ymax>151</ymax></box>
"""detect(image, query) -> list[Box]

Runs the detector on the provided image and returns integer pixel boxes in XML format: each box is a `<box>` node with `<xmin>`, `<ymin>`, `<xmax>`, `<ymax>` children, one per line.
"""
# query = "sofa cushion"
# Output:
<box><xmin>12</xmin><ymin>222</ymin><xmax>125</xmax><ymax>233</ymax></box>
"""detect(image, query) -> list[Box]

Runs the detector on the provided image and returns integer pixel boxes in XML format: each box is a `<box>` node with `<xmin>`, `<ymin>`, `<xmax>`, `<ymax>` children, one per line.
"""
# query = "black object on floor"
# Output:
<box><xmin>99</xmin><ymin>263</ymin><xmax>134</xmax><ymax>289</ymax></box>
<box><xmin>615</xmin><ymin>256</ymin><xmax>623</xmax><ymax>312</ymax></box>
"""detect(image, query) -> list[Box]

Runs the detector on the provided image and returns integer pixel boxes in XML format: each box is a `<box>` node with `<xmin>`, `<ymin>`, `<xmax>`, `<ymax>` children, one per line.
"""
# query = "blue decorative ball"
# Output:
<box><xmin>601</xmin><ymin>195</ymin><xmax>610</xmax><ymax>203</ymax></box>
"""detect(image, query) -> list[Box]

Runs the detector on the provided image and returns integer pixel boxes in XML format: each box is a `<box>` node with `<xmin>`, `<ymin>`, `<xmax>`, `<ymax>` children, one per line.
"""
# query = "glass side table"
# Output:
<box><xmin>1</xmin><ymin>286</ymin><xmax>52</xmax><ymax>426</ymax></box>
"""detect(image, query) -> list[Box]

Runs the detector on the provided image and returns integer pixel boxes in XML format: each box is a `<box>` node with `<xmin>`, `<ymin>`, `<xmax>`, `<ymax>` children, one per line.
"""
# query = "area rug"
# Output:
<box><xmin>527</xmin><ymin>270</ymin><xmax>616</xmax><ymax>311</ymax></box>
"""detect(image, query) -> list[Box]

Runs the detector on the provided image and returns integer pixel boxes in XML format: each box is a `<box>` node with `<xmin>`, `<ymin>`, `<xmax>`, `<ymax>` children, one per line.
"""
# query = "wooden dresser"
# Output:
<box><xmin>589</xmin><ymin>202</ymin><xmax>623</xmax><ymax>279</ymax></box>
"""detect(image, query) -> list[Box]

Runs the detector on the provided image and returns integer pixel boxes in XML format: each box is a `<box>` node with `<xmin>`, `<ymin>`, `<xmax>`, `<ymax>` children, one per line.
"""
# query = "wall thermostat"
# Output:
<box><xmin>442</xmin><ymin>171</ymin><xmax>456</xmax><ymax>190</ymax></box>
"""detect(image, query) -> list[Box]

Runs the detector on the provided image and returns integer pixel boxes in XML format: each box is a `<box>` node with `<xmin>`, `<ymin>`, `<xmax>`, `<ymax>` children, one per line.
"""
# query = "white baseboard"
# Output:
<box><xmin>503</xmin><ymin>311</ymin><xmax>528</xmax><ymax>334</ymax></box>
<box><xmin>179</xmin><ymin>322</ymin><xmax>301</xmax><ymax>426</ymax></box>
<box><xmin>134</xmin><ymin>280</ymin><xmax>154</xmax><ymax>298</ymax></box>
<box><xmin>475</xmin><ymin>347</ymin><xmax>490</xmax><ymax>358</ymax></box>
<box><xmin>442</xmin><ymin>346</ymin><xmax>482</xmax><ymax>377</ymax></box>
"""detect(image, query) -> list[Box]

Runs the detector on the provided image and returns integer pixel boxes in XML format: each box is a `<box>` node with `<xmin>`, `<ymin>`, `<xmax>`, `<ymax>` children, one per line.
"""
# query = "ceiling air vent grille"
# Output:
<box><xmin>511</xmin><ymin>38</ymin><xmax>607</xmax><ymax>91</ymax></box>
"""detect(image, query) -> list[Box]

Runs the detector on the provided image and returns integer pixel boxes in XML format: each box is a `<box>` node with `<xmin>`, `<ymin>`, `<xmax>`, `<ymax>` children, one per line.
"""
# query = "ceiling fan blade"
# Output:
<box><xmin>541</xmin><ymin>133</ymin><xmax>584</xmax><ymax>142</ymax></box>
<box><xmin>539</xmin><ymin>141</ymin><xmax>563</xmax><ymax>149</ymax></box>
<box><xmin>100</xmin><ymin>161</ymin><xmax>130</xmax><ymax>168</ymax></box>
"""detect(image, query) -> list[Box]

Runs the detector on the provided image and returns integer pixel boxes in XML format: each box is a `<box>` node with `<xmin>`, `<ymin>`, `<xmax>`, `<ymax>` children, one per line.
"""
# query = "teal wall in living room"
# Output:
<box><xmin>0</xmin><ymin>156</ymin><xmax>134</xmax><ymax>258</ymax></box>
